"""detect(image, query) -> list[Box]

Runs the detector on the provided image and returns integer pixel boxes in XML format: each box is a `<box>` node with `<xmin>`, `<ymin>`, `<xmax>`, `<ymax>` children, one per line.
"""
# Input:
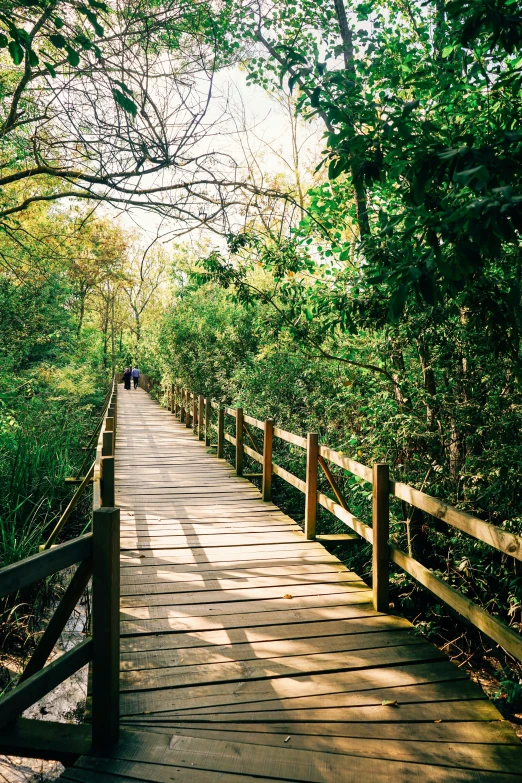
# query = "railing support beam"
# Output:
<box><xmin>262</xmin><ymin>419</ymin><xmax>273</xmax><ymax>502</ymax></box>
<box><xmin>236</xmin><ymin>408</ymin><xmax>244</xmax><ymax>476</ymax></box>
<box><xmin>372</xmin><ymin>462</ymin><xmax>390</xmax><ymax>612</ymax></box>
<box><xmin>305</xmin><ymin>433</ymin><xmax>318</xmax><ymax>539</ymax></box>
<box><xmin>92</xmin><ymin>507</ymin><xmax>120</xmax><ymax>750</ymax></box>
<box><xmin>217</xmin><ymin>407</ymin><xmax>224</xmax><ymax>458</ymax></box>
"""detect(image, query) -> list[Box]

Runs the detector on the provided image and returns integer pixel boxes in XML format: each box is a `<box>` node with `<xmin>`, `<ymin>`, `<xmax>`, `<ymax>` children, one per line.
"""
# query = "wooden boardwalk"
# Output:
<box><xmin>61</xmin><ymin>388</ymin><xmax>522</xmax><ymax>782</ymax></box>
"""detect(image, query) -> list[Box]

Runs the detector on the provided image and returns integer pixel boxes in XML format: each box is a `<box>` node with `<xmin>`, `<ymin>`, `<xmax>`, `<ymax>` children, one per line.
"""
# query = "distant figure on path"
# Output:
<box><xmin>132</xmin><ymin>365</ymin><xmax>140</xmax><ymax>390</ymax></box>
<box><xmin>123</xmin><ymin>367</ymin><xmax>132</xmax><ymax>390</ymax></box>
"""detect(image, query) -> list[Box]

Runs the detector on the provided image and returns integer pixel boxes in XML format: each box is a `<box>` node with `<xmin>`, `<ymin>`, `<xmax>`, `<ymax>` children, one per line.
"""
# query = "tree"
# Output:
<box><xmin>0</xmin><ymin>0</ymin><xmax>263</xmax><ymax>233</ymax></box>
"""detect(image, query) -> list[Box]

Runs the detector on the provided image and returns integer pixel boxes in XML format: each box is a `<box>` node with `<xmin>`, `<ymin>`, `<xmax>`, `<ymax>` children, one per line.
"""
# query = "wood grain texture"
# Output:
<box><xmin>57</xmin><ymin>389</ymin><xmax>522</xmax><ymax>783</ymax></box>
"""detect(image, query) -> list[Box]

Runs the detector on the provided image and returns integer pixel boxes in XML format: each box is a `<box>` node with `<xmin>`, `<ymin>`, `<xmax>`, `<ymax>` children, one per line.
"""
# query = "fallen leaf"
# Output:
<box><xmin>284</xmin><ymin>736</ymin><xmax>291</xmax><ymax>743</ymax></box>
<box><xmin>381</xmin><ymin>700</ymin><xmax>398</xmax><ymax>707</ymax></box>
<box><xmin>283</xmin><ymin>594</ymin><xmax>293</xmax><ymax>599</ymax></box>
<box><xmin>434</xmin><ymin>720</ymin><xmax>442</xmax><ymax>723</ymax></box>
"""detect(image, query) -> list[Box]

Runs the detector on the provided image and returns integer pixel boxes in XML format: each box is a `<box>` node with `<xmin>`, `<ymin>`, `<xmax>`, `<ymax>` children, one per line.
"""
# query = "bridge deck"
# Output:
<box><xmin>62</xmin><ymin>388</ymin><xmax>521</xmax><ymax>782</ymax></box>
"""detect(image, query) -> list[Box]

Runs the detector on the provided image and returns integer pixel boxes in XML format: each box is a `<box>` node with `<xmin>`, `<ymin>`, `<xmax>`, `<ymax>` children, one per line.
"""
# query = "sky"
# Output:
<box><xmin>119</xmin><ymin>65</ymin><xmax>322</xmax><ymax>249</ymax></box>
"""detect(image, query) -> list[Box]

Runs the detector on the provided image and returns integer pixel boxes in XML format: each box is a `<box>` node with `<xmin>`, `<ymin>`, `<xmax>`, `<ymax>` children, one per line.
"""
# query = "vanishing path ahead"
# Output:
<box><xmin>62</xmin><ymin>388</ymin><xmax>522</xmax><ymax>782</ymax></box>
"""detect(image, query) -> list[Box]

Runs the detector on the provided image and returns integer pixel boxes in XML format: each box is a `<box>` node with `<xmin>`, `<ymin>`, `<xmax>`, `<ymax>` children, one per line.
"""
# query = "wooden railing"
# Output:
<box><xmin>41</xmin><ymin>377</ymin><xmax>117</xmax><ymax>551</ymax></box>
<box><xmin>170</xmin><ymin>383</ymin><xmax>522</xmax><ymax>663</ymax></box>
<box><xmin>0</xmin><ymin>381</ymin><xmax>120</xmax><ymax>761</ymax></box>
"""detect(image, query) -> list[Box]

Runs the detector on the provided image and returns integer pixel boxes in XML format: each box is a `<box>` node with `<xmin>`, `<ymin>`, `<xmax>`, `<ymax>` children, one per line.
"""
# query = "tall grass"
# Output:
<box><xmin>0</xmin><ymin>366</ymin><xmax>107</xmax><ymax>671</ymax></box>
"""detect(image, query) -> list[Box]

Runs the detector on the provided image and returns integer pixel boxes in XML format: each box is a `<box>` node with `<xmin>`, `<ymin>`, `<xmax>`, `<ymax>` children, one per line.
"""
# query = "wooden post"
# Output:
<box><xmin>192</xmin><ymin>393</ymin><xmax>197</xmax><ymax>432</ymax></box>
<box><xmin>304</xmin><ymin>433</ymin><xmax>318</xmax><ymax>539</ymax></box>
<box><xmin>175</xmin><ymin>385</ymin><xmax>180</xmax><ymax>417</ymax></box>
<box><xmin>217</xmin><ymin>407</ymin><xmax>224</xmax><ymax>458</ymax></box>
<box><xmin>100</xmin><ymin>456</ymin><xmax>115</xmax><ymax>507</ymax></box>
<box><xmin>186</xmin><ymin>391</ymin><xmax>192</xmax><ymax>428</ymax></box>
<box><xmin>170</xmin><ymin>384</ymin><xmax>175</xmax><ymax>414</ymax></box>
<box><xmin>236</xmin><ymin>408</ymin><xmax>244</xmax><ymax>476</ymax></box>
<box><xmin>198</xmin><ymin>395</ymin><xmax>204</xmax><ymax>440</ymax></box>
<box><xmin>92</xmin><ymin>507</ymin><xmax>120</xmax><ymax>750</ymax></box>
<box><xmin>105</xmin><ymin>416</ymin><xmax>114</xmax><ymax>434</ymax></box>
<box><xmin>102</xmin><ymin>430</ymin><xmax>113</xmax><ymax>457</ymax></box>
<box><xmin>180</xmin><ymin>388</ymin><xmax>186</xmax><ymax>423</ymax></box>
<box><xmin>372</xmin><ymin>462</ymin><xmax>390</xmax><ymax>612</ymax></box>
<box><xmin>262</xmin><ymin>418</ymin><xmax>273</xmax><ymax>502</ymax></box>
<box><xmin>205</xmin><ymin>397</ymin><xmax>211</xmax><ymax>446</ymax></box>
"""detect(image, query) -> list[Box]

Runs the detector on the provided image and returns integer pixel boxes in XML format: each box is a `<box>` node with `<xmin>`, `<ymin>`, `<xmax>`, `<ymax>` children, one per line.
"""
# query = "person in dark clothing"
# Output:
<box><xmin>123</xmin><ymin>367</ymin><xmax>132</xmax><ymax>390</ymax></box>
<box><xmin>131</xmin><ymin>366</ymin><xmax>140</xmax><ymax>389</ymax></box>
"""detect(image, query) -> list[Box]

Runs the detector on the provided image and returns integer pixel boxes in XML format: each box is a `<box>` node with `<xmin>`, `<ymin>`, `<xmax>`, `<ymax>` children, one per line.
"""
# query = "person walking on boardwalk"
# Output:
<box><xmin>131</xmin><ymin>365</ymin><xmax>140</xmax><ymax>389</ymax></box>
<box><xmin>123</xmin><ymin>367</ymin><xmax>132</xmax><ymax>390</ymax></box>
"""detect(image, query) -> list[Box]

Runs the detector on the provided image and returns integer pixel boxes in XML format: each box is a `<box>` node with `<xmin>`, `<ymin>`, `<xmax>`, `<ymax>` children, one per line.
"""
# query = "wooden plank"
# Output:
<box><xmin>118</xmin><ymin>659</ymin><xmax>471</xmax><ymax>715</ymax></box>
<box><xmin>120</xmin><ymin>603</ymin><xmax>382</xmax><ymax>636</ymax></box>
<box><xmin>392</xmin><ymin>480</ymin><xmax>522</xmax><ymax>561</ymax></box>
<box><xmin>120</xmin><ymin>563</ymin><xmax>349</xmax><ymax>585</ymax></box>
<box><xmin>121</xmin><ymin>579</ymin><xmax>368</xmax><ymax>608</ymax></box>
<box><xmin>68</xmin><ymin>754</ymin><xmax>292</xmax><ymax>783</ymax></box>
<box><xmin>304</xmin><ymin>433</ymin><xmax>318</xmax><ymax>539</ymax></box>
<box><xmin>390</xmin><ymin>545</ymin><xmax>522</xmax><ymax>662</ymax></box>
<box><xmin>243</xmin><ymin>414</ymin><xmax>264</xmax><ymax>430</ymax></box>
<box><xmin>0</xmin><ymin>534</ymin><xmax>92</xmax><ymax>598</ymax></box>
<box><xmin>0</xmin><ymin>639</ymin><xmax>92</xmax><ymax>729</ymax></box>
<box><xmin>92</xmin><ymin>507</ymin><xmax>120</xmax><ymax>748</ymax></box>
<box><xmin>20</xmin><ymin>558</ymin><xmax>93</xmax><ymax>681</ymax></box>
<box><xmin>120</xmin><ymin>580</ymin><xmax>369</xmax><ymax>607</ymax></box>
<box><xmin>119</xmin><ymin>616</ymin><xmax>413</xmax><ymax>657</ymax></box>
<box><xmin>0</xmin><ymin>718</ymin><xmax>91</xmax><ymax>764</ymax></box>
<box><xmin>318</xmin><ymin>445</ymin><xmax>373</xmax><ymax>483</ymax></box>
<box><xmin>42</xmin><ymin>462</ymin><xmax>96</xmax><ymax>549</ymax></box>
<box><xmin>148</xmin><ymin>677</ymin><xmax>488</xmax><ymax>719</ymax></box>
<box><xmin>372</xmin><ymin>462</ymin><xmax>389</xmax><ymax>612</ymax></box>
<box><xmin>119</xmin><ymin>532</ymin><xmax>309</xmax><ymax>550</ymax></box>
<box><xmin>273</xmin><ymin>427</ymin><xmax>307</xmax><ymax>449</ymax></box>
<box><xmin>272</xmin><ymin>462</ymin><xmax>306</xmax><ymax>493</ymax></box>
<box><xmin>118</xmin><ymin>643</ymin><xmax>445</xmax><ymax>693</ymax></box>
<box><xmin>318</xmin><ymin>492</ymin><xmax>373</xmax><ymax>543</ymax></box>
<box><xmin>66</xmin><ymin>728</ymin><xmax>522</xmax><ymax>783</ymax></box>
<box><xmin>120</xmin><ymin>589</ymin><xmax>373</xmax><ymax>622</ymax></box>
<box><xmin>140</xmin><ymin>725</ymin><xmax>522</xmax><ymax>774</ymax></box>
<box><xmin>120</xmin><ymin>572</ymin><xmax>363</xmax><ymax>596</ymax></box>
<box><xmin>120</xmin><ymin>629</ymin><xmax>422</xmax><ymax>671</ymax></box>
<box><xmin>243</xmin><ymin>442</ymin><xmax>263</xmax><ymax>463</ymax></box>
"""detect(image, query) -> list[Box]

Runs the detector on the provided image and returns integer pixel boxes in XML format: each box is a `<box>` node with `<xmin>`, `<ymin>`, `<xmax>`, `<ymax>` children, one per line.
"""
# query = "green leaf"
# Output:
<box><xmin>389</xmin><ymin>284</ymin><xmax>408</xmax><ymax>321</ymax></box>
<box><xmin>66</xmin><ymin>47</ymin><xmax>80</xmax><ymax>67</ymax></box>
<box><xmin>402</xmin><ymin>99</ymin><xmax>420</xmax><ymax>117</ymax></box>
<box><xmin>112</xmin><ymin>88</ymin><xmax>138</xmax><ymax>117</ymax></box>
<box><xmin>49</xmin><ymin>33</ymin><xmax>66</xmax><ymax>49</ymax></box>
<box><xmin>54</xmin><ymin>16</ymin><xmax>64</xmax><ymax>29</ymax></box>
<box><xmin>328</xmin><ymin>157</ymin><xmax>346</xmax><ymax>180</ymax></box>
<box><xmin>88</xmin><ymin>0</ymin><xmax>109</xmax><ymax>10</ymax></box>
<box><xmin>28</xmin><ymin>48</ymin><xmax>39</xmax><ymax>67</ymax></box>
<box><xmin>44</xmin><ymin>61</ymin><xmax>57</xmax><ymax>78</ymax></box>
<box><xmin>442</xmin><ymin>44</ymin><xmax>454</xmax><ymax>58</ymax></box>
<box><xmin>114</xmin><ymin>80</ymin><xmax>134</xmax><ymax>95</ymax></box>
<box><xmin>8</xmin><ymin>40</ymin><xmax>24</xmax><ymax>66</ymax></box>
<box><xmin>310</xmin><ymin>86</ymin><xmax>321</xmax><ymax>108</ymax></box>
<box><xmin>0</xmin><ymin>33</ymin><xmax>8</xmax><ymax>48</ymax></box>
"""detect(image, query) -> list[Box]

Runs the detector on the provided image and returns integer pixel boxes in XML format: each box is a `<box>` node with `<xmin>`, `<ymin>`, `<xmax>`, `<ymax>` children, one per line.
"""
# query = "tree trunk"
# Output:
<box><xmin>416</xmin><ymin>338</ymin><xmax>436</xmax><ymax>426</ymax></box>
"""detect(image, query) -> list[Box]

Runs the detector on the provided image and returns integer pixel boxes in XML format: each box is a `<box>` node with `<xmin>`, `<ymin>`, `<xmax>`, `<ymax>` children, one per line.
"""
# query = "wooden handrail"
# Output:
<box><xmin>20</xmin><ymin>558</ymin><xmax>93</xmax><ymax>682</ymax></box>
<box><xmin>42</xmin><ymin>462</ymin><xmax>95</xmax><ymax>551</ymax></box>
<box><xmin>390</xmin><ymin>545</ymin><xmax>522</xmax><ymax>661</ymax></box>
<box><xmin>180</xmin><ymin>385</ymin><xmax>522</xmax><ymax>661</ymax></box>
<box><xmin>0</xmin><ymin>535</ymin><xmax>93</xmax><ymax>597</ymax></box>
<box><xmin>274</xmin><ymin>426</ymin><xmax>307</xmax><ymax>450</ymax></box>
<box><xmin>0</xmin><ymin>640</ymin><xmax>93</xmax><ymax>730</ymax></box>
<box><xmin>75</xmin><ymin>378</ymin><xmax>115</xmax><ymax>479</ymax></box>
